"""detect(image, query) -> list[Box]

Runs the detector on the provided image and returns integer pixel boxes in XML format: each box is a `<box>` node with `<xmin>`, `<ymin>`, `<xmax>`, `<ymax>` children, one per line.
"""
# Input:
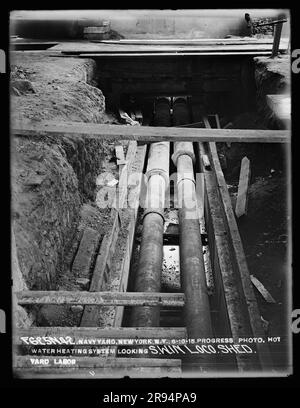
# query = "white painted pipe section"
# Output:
<box><xmin>144</xmin><ymin>141</ymin><xmax>170</xmax><ymax>216</ymax></box>
<box><xmin>132</xmin><ymin>141</ymin><xmax>170</xmax><ymax>327</ymax></box>
<box><xmin>172</xmin><ymin>142</ymin><xmax>197</xmax><ymax>217</ymax></box>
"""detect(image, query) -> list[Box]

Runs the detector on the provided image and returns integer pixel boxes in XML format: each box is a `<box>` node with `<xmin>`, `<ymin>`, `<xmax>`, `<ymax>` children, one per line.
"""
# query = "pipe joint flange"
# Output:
<box><xmin>145</xmin><ymin>168</ymin><xmax>169</xmax><ymax>186</ymax></box>
<box><xmin>171</xmin><ymin>150</ymin><xmax>196</xmax><ymax>167</ymax></box>
<box><xmin>142</xmin><ymin>208</ymin><xmax>165</xmax><ymax>222</ymax></box>
<box><xmin>177</xmin><ymin>176</ymin><xmax>196</xmax><ymax>187</ymax></box>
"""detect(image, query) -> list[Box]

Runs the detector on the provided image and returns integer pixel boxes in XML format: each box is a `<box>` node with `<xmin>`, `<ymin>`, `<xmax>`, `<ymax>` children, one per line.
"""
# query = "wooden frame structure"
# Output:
<box><xmin>13</xmin><ymin>120</ymin><xmax>288</xmax><ymax>377</ymax></box>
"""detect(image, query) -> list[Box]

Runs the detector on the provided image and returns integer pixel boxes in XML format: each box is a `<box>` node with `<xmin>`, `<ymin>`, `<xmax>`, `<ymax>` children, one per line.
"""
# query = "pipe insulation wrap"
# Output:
<box><xmin>172</xmin><ymin>141</ymin><xmax>196</xmax><ymax>166</ymax></box>
<box><xmin>146</xmin><ymin>142</ymin><xmax>170</xmax><ymax>185</ymax></box>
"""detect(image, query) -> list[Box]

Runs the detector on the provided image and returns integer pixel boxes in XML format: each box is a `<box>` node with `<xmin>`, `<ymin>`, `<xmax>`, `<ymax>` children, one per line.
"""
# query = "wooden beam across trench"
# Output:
<box><xmin>16</xmin><ymin>290</ymin><xmax>185</xmax><ymax>307</ymax></box>
<box><xmin>12</xmin><ymin>121</ymin><xmax>289</xmax><ymax>143</ymax></box>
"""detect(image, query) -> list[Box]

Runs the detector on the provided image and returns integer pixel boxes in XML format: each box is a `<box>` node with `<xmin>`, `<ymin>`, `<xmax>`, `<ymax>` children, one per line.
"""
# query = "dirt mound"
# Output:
<box><xmin>11</xmin><ymin>52</ymin><xmax>118</xmax><ymax>295</ymax></box>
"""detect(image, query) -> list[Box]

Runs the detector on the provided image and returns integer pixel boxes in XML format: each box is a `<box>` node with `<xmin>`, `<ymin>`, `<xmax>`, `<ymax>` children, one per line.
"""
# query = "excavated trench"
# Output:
<box><xmin>13</xmin><ymin>52</ymin><xmax>289</xmax><ymax>372</ymax></box>
<box><xmin>92</xmin><ymin>53</ymin><xmax>288</xmax><ymax>340</ymax></box>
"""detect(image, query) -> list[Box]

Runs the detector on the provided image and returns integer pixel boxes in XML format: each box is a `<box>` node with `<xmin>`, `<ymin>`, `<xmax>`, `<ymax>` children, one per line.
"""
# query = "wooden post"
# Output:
<box><xmin>235</xmin><ymin>157</ymin><xmax>251</xmax><ymax>218</ymax></box>
<box><xmin>271</xmin><ymin>22</ymin><xmax>283</xmax><ymax>58</ymax></box>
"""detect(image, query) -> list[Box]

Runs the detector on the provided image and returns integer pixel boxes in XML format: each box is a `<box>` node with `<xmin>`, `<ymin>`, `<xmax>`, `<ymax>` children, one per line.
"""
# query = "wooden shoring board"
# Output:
<box><xmin>12</xmin><ymin>121</ymin><xmax>290</xmax><ymax>143</ymax></box>
<box><xmin>80</xmin><ymin>144</ymin><xmax>147</xmax><ymax>327</ymax></box>
<box><xmin>113</xmin><ymin>141</ymin><xmax>137</xmax><ymax>209</ymax></box>
<box><xmin>235</xmin><ymin>156</ymin><xmax>251</xmax><ymax>218</ymax></box>
<box><xmin>111</xmin><ymin>145</ymin><xmax>147</xmax><ymax>327</ymax></box>
<box><xmin>71</xmin><ymin>227</ymin><xmax>101</xmax><ymax>278</ymax></box>
<box><xmin>250</xmin><ymin>275</ymin><xmax>276</xmax><ymax>303</ymax></box>
<box><xmin>80</xmin><ymin>141</ymin><xmax>137</xmax><ymax>327</ymax></box>
<box><xmin>202</xmin><ymin>116</ymin><xmax>273</xmax><ymax>370</ymax></box>
<box><xmin>16</xmin><ymin>291</ymin><xmax>185</xmax><ymax>307</ymax></box>
<box><xmin>14</xmin><ymin>326</ymin><xmax>187</xmax><ymax>345</ymax></box>
<box><xmin>198</xmin><ymin>142</ymin><xmax>260</xmax><ymax>371</ymax></box>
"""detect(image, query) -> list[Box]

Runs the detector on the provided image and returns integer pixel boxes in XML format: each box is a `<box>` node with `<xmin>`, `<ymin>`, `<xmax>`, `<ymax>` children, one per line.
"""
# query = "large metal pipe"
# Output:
<box><xmin>172</xmin><ymin>99</ymin><xmax>214</xmax><ymax>369</ymax></box>
<box><xmin>175</xmin><ymin>147</ymin><xmax>213</xmax><ymax>334</ymax></box>
<box><xmin>173</xmin><ymin>145</ymin><xmax>214</xmax><ymax>369</ymax></box>
<box><xmin>131</xmin><ymin>100</ymin><xmax>170</xmax><ymax>327</ymax></box>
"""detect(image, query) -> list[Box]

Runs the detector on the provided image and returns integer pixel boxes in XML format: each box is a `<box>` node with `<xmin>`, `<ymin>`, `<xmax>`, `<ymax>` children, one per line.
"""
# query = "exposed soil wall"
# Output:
<box><xmin>254</xmin><ymin>55</ymin><xmax>290</xmax><ymax>129</ymax></box>
<box><xmin>11</xmin><ymin>53</ymin><xmax>117</xmax><ymax>292</ymax></box>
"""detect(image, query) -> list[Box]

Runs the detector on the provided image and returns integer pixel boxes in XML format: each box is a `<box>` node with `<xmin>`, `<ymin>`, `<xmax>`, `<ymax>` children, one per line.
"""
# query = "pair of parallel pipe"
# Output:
<box><xmin>132</xmin><ymin>99</ymin><xmax>213</xmax><ymax>369</ymax></box>
<box><xmin>172</xmin><ymin>100</ymin><xmax>213</xmax><ymax>367</ymax></box>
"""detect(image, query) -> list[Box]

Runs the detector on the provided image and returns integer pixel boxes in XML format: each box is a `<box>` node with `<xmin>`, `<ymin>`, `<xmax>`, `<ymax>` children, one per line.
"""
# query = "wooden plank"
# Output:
<box><xmin>12</xmin><ymin>121</ymin><xmax>290</xmax><ymax>143</ymax></box>
<box><xmin>102</xmin><ymin>38</ymin><xmax>277</xmax><ymax>45</ymax></box>
<box><xmin>271</xmin><ymin>22</ymin><xmax>283</xmax><ymax>58</ymax></box>
<box><xmin>250</xmin><ymin>275</ymin><xmax>276</xmax><ymax>303</ymax></box>
<box><xmin>14</xmin><ymin>326</ymin><xmax>187</xmax><ymax>344</ymax></box>
<box><xmin>113</xmin><ymin>141</ymin><xmax>137</xmax><ymax>210</ymax></box>
<box><xmin>115</xmin><ymin>145</ymin><xmax>126</xmax><ymax>165</ymax></box>
<box><xmin>16</xmin><ymin>291</ymin><xmax>185</xmax><ymax>307</ymax></box>
<box><xmin>14</xmin><ymin>357</ymin><xmax>182</xmax><ymax>369</ymax></box>
<box><xmin>202</xmin><ymin>154</ymin><xmax>211</xmax><ymax>170</ymax></box>
<box><xmin>80</xmin><ymin>144</ymin><xmax>145</xmax><ymax>327</ymax></box>
<box><xmin>203</xmin><ymin>169</ymin><xmax>259</xmax><ymax>371</ymax></box>
<box><xmin>206</xmin><ymin>136</ymin><xmax>273</xmax><ymax>371</ymax></box>
<box><xmin>257</xmin><ymin>19</ymin><xmax>287</xmax><ymax>27</ymax></box>
<box><xmin>201</xmin><ymin>116</ymin><xmax>273</xmax><ymax>370</ymax></box>
<box><xmin>80</xmin><ymin>141</ymin><xmax>136</xmax><ymax>326</ymax></box>
<box><xmin>235</xmin><ymin>157</ymin><xmax>251</xmax><ymax>218</ymax></box>
<box><xmin>111</xmin><ymin>215</ymin><xmax>137</xmax><ymax>326</ymax></box>
<box><xmin>112</xmin><ymin>145</ymin><xmax>147</xmax><ymax>327</ymax></box>
<box><xmin>71</xmin><ymin>227</ymin><xmax>100</xmax><ymax>278</ymax></box>
<box><xmin>214</xmin><ymin>114</ymin><xmax>221</xmax><ymax>130</ymax></box>
<box><xmin>50</xmin><ymin>40</ymin><xmax>288</xmax><ymax>53</ymax></box>
<box><xmin>73</xmin><ymin>51</ymin><xmax>274</xmax><ymax>57</ymax></box>
<box><xmin>83</xmin><ymin>214</ymin><xmax>117</xmax><ymax>293</ymax></box>
<box><xmin>13</xmin><ymin>366</ymin><xmax>182</xmax><ymax>379</ymax></box>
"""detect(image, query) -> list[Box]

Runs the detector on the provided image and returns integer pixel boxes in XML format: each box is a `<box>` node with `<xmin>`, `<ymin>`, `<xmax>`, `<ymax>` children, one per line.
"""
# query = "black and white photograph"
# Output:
<box><xmin>9</xmin><ymin>9</ymin><xmax>292</xmax><ymax>380</ymax></box>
